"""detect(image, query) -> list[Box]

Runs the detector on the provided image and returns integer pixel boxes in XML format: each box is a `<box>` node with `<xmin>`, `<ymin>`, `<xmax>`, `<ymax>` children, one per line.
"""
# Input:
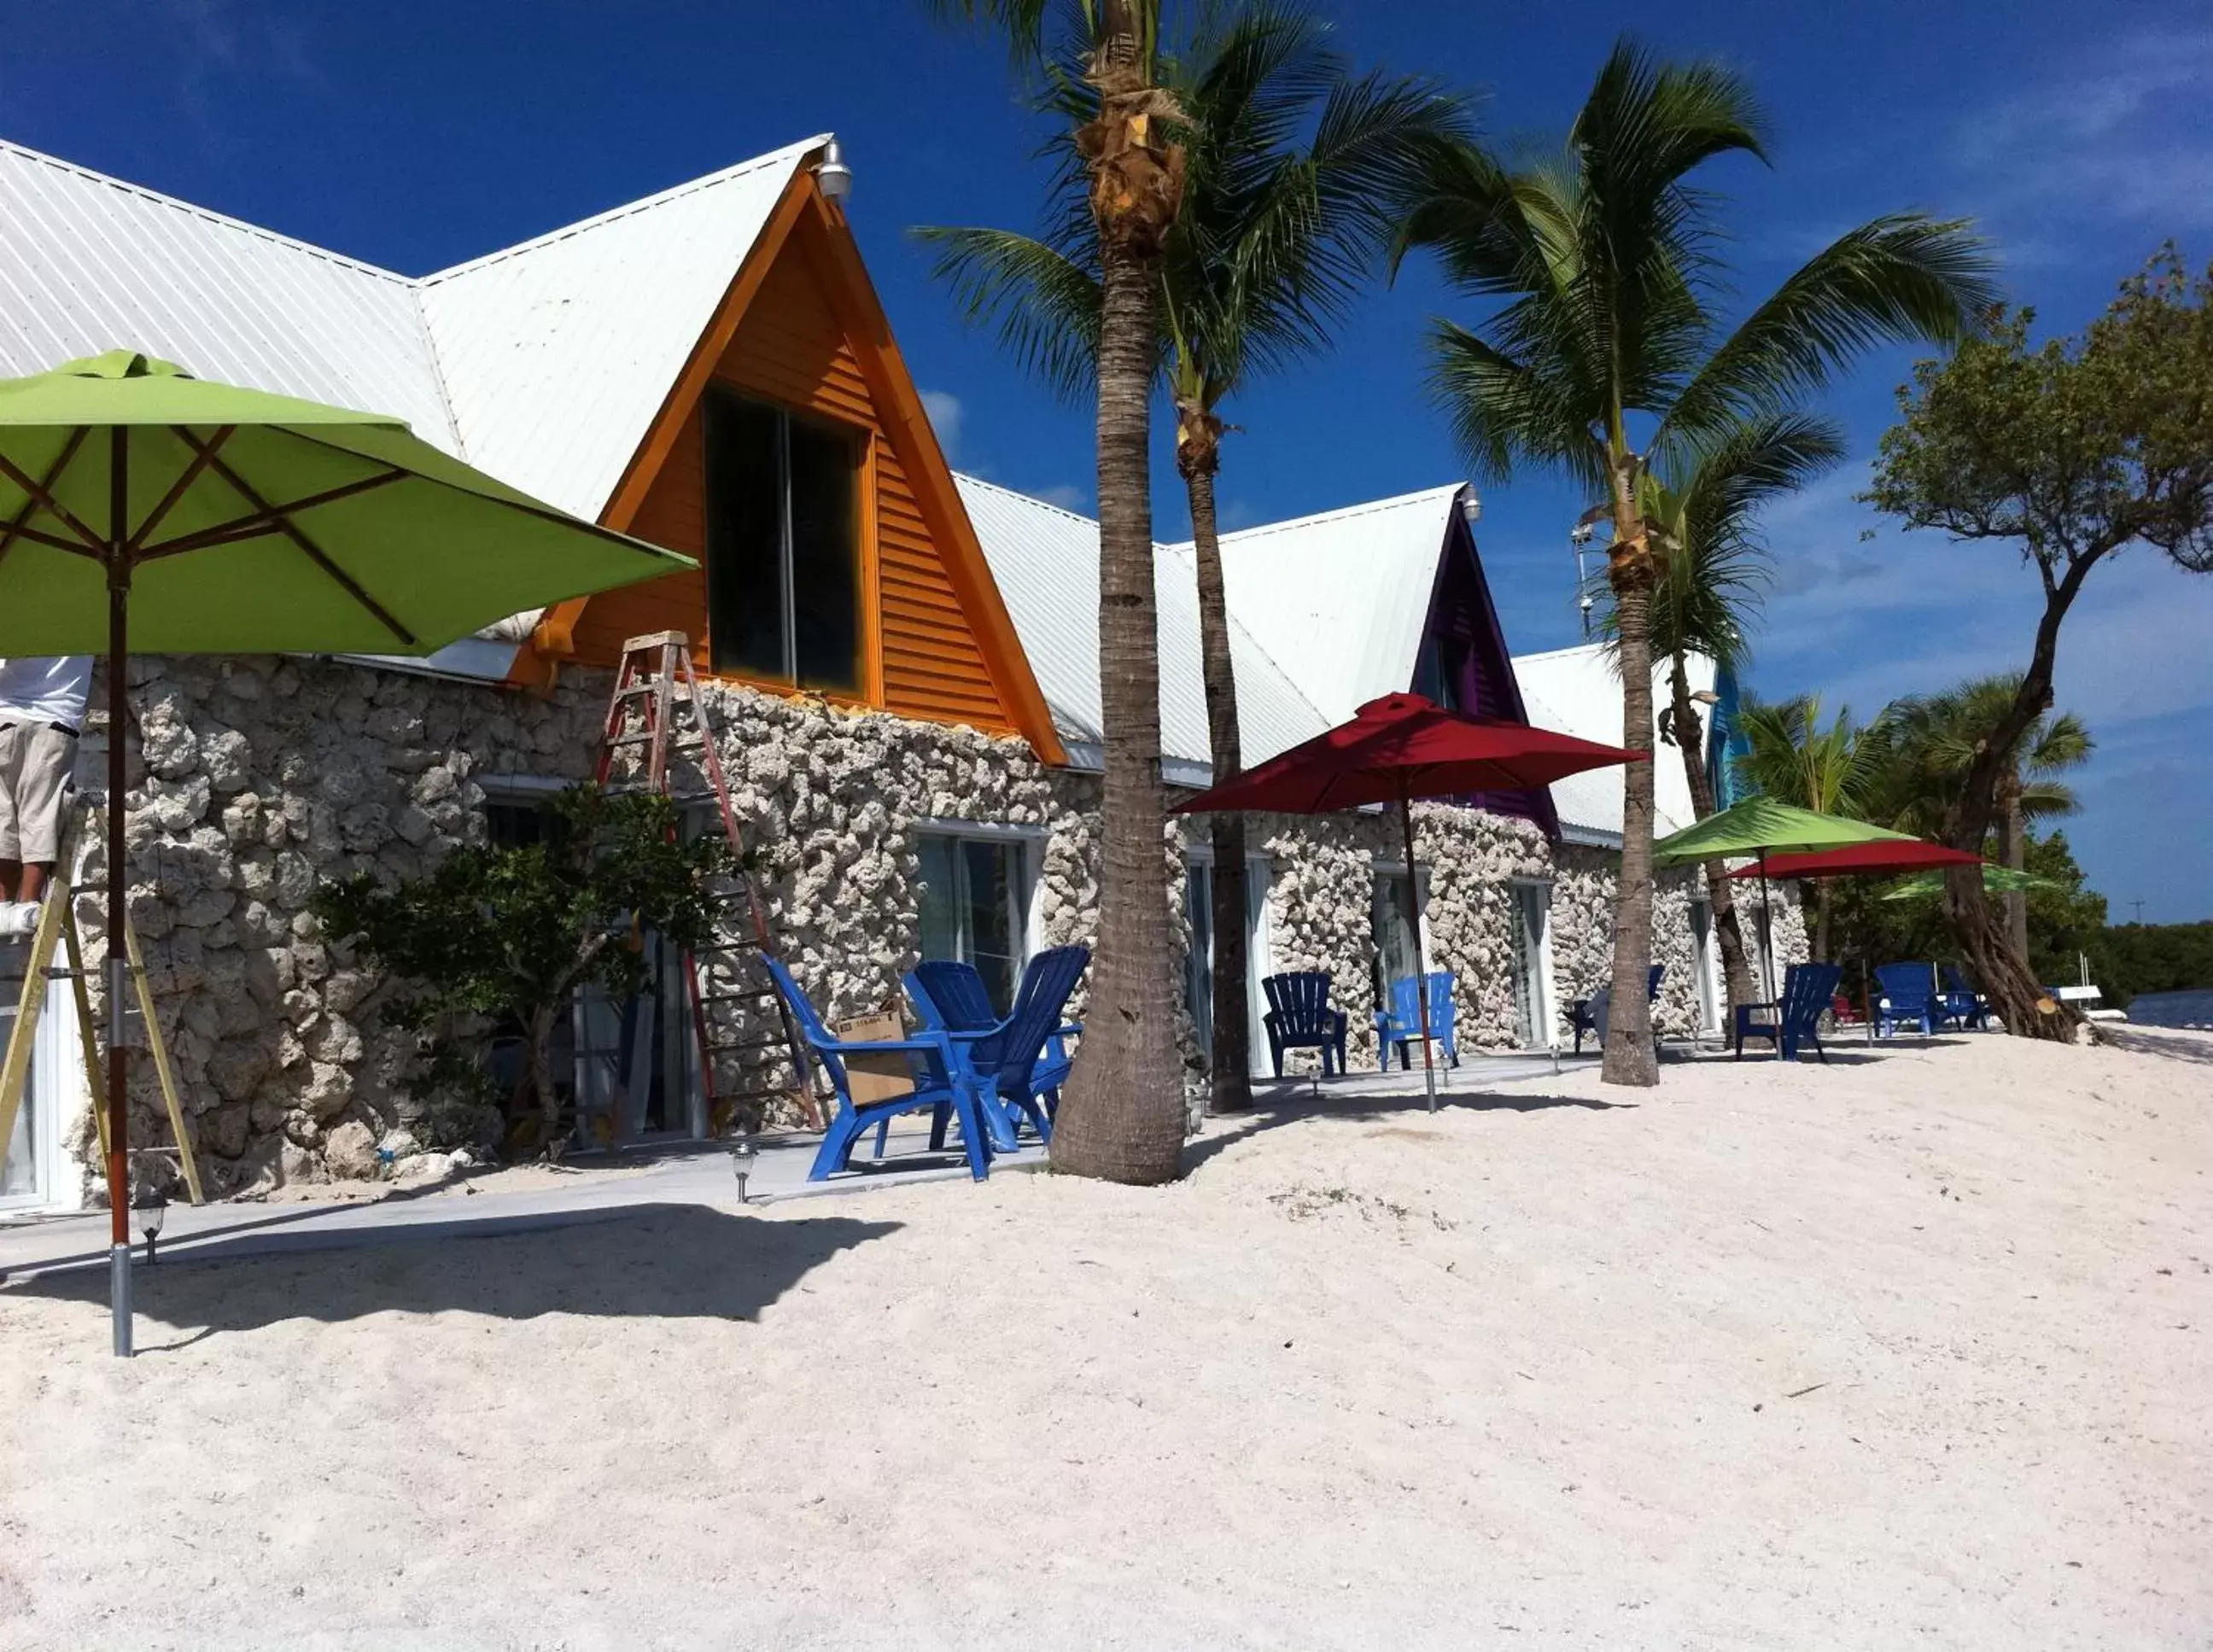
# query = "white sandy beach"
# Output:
<box><xmin>3</xmin><ymin>1029</ymin><xmax>2210</xmax><ymax>1650</ymax></box>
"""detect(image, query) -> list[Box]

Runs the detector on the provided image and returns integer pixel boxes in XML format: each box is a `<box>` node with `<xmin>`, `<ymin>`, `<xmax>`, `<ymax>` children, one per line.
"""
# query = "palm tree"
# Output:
<box><xmin>1393</xmin><ymin>39</ymin><xmax>1995</xmax><ymax>1084</ymax></box>
<box><xmin>921</xmin><ymin>4</ymin><xmax>1461</xmax><ymax>1115</ymax></box>
<box><xmin>1734</xmin><ymin>692</ymin><xmax>1891</xmax><ymax>961</ymax></box>
<box><xmin>930</xmin><ymin>0</ymin><xmax>1188</xmax><ymax>1182</ymax></box>
<box><xmin>1885</xmin><ymin>676</ymin><xmax>2093</xmax><ymax>961</ymax></box>
<box><xmin>1608</xmin><ymin>410</ymin><xmax>1846</xmax><ymax>1017</ymax></box>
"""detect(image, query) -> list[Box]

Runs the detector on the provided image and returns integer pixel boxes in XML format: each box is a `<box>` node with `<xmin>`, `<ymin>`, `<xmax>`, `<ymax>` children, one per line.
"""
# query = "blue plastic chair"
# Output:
<box><xmin>1937</xmin><ymin>966</ymin><xmax>1988</xmax><ymax>1030</ymax></box>
<box><xmin>1874</xmin><ymin>963</ymin><xmax>1939</xmax><ymax>1036</ymax></box>
<box><xmin>1374</xmin><ymin>972</ymin><xmax>1459</xmax><ymax>1071</ymax></box>
<box><xmin>1261</xmin><ymin>972</ymin><xmax>1349</xmax><ymax>1077</ymax></box>
<box><xmin>766</xmin><ymin>958</ymin><xmax>994</xmax><ymax>1182</ymax></box>
<box><xmin>1733</xmin><ymin>961</ymin><xmax>1843</xmax><ymax>1061</ymax></box>
<box><xmin>905</xmin><ymin>946</ymin><xmax>1089</xmax><ymax>1151</ymax></box>
<box><xmin>1568</xmin><ymin>964</ymin><xmax>1665</xmax><ymax>1053</ymax></box>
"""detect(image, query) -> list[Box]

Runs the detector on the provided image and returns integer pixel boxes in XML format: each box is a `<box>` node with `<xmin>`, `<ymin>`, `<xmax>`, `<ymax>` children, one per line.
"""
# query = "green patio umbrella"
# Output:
<box><xmin>0</xmin><ymin>351</ymin><xmax>695</xmax><ymax>1356</ymax></box>
<box><xmin>1653</xmin><ymin>797</ymin><xmax>1917</xmax><ymax>1001</ymax></box>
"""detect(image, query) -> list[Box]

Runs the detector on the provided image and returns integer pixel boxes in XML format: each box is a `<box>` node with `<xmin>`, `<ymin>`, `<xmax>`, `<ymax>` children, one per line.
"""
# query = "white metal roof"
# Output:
<box><xmin>417</xmin><ymin>138</ymin><xmax>822</xmax><ymax>522</ymax></box>
<box><xmin>1510</xmin><ymin>641</ymin><xmax>1713</xmax><ymax>846</ymax></box>
<box><xmin>955</xmin><ymin>475</ymin><xmax>1330</xmax><ymax>781</ymax></box>
<box><xmin>0</xmin><ymin>133</ymin><xmax>828</xmax><ymax>650</ymax></box>
<box><xmin>1174</xmin><ymin>484</ymin><xmax>1467</xmax><ymax>725</ymax></box>
<box><xmin>0</xmin><ymin>141</ymin><xmax>456</xmax><ymax>447</ymax></box>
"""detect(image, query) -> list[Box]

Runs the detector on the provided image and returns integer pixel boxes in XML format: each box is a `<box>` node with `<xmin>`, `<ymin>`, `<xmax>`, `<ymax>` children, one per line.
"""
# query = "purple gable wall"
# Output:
<box><xmin>1415</xmin><ymin>508</ymin><xmax>1564</xmax><ymax>839</ymax></box>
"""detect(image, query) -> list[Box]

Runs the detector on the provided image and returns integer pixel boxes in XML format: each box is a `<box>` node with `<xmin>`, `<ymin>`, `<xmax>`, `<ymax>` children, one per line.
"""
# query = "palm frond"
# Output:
<box><xmin>910</xmin><ymin>225</ymin><xmax>1106</xmax><ymax>404</ymax></box>
<box><xmin>1658</xmin><ymin>215</ymin><xmax>2000</xmax><ymax>455</ymax></box>
<box><xmin>1425</xmin><ymin>319</ymin><xmax>1607</xmax><ymax>488</ymax></box>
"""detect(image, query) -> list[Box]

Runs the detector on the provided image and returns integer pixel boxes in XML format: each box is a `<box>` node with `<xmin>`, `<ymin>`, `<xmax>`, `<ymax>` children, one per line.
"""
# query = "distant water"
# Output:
<box><xmin>2126</xmin><ymin>989</ymin><xmax>2213</xmax><ymax>1030</ymax></box>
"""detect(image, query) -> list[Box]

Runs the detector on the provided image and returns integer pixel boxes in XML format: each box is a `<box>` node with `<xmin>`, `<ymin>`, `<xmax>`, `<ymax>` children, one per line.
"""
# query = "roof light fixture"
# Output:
<box><xmin>814</xmin><ymin>140</ymin><xmax>852</xmax><ymax>203</ymax></box>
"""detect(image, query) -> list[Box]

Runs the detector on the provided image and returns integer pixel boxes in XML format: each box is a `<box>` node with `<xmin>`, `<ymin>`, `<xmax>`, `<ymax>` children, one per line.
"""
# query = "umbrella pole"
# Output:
<box><xmin>1399</xmin><ymin>789</ymin><xmax>1436</xmax><ymax>1115</ymax></box>
<box><xmin>105</xmin><ymin>432</ymin><xmax>132</xmax><ymax>1359</ymax></box>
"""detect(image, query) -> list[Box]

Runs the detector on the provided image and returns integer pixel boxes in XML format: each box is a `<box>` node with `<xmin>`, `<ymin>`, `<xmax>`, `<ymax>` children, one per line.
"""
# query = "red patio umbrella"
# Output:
<box><xmin>1724</xmin><ymin>838</ymin><xmax>1985</xmax><ymax>1039</ymax></box>
<box><xmin>1176</xmin><ymin>692</ymin><xmax>1640</xmax><ymax>1110</ymax></box>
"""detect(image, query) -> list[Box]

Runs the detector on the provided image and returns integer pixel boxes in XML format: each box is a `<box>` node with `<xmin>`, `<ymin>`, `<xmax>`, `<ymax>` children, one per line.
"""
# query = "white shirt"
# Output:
<box><xmin>0</xmin><ymin>657</ymin><xmax>93</xmax><ymax>728</ymax></box>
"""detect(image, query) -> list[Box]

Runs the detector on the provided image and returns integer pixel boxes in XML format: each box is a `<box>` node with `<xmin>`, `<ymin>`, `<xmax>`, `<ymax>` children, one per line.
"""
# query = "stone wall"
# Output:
<box><xmin>55</xmin><ymin>659</ymin><xmax>1732</xmax><ymax>1198</ymax></box>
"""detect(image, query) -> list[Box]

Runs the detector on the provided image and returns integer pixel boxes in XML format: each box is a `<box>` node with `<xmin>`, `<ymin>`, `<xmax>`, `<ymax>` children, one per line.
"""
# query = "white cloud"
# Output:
<box><xmin>918</xmin><ymin>388</ymin><xmax>963</xmax><ymax>462</ymax></box>
<box><xmin>1947</xmin><ymin>28</ymin><xmax>2213</xmax><ymax>236</ymax></box>
<box><xmin>1036</xmin><ymin>482</ymin><xmax>1089</xmax><ymax>514</ymax></box>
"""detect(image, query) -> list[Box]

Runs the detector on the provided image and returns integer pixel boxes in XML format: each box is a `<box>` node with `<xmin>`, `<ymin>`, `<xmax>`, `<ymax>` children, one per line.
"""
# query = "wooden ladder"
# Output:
<box><xmin>0</xmin><ymin>808</ymin><xmax>204</xmax><ymax>1205</ymax></box>
<box><xmin>592</xmin><ymin>633</ymin><xmax>815</xmax><ymax>1133</ymax></box>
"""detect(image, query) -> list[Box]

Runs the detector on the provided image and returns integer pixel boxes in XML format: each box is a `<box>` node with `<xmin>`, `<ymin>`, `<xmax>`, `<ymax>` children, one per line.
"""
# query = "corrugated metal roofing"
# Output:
<box><xmin>1172</xmin><ymin>485</ymin><xmax>1467</xmax><ymax>725</ymax></box>
<box><xmin>418</xmin><ymin>138</ymin><xmax>822</xmax><ymax>522</ymax></box>
<box><xmin>955</xmin><ymin>474</ymin><xmax>1329</xmax><ymax>779</ymax></box>
<box><xmin>0</xmin><ymin>141</ymin><xmax>455</xmax><ymax>447</ymax></box>
<box><xmin>1510</xmin><ymin>642</ymin><xmax>1713</xmax><ymax>845</ymax></box>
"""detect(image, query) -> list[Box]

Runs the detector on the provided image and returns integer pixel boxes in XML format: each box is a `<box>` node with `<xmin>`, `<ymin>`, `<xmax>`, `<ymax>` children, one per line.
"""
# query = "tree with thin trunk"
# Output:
<box><xmin>920</xmin><ymin>3</ymin><xmax>1461</xmax><ymax>1116</ymax></box>
<box><xmin>930</xmin><ymin>0</ymin><xmax>1188</xmax><ymax>1181</ymax></box>
<box><xmin>1883</xmin><ymin>676</ymin><xmax>2092</xmax><ymax>962</ymax></box>
<box><xmin>1606</xmin><ymin>411</ymin><xmax>1847</xmax><ymax>1017</ymax></box>
<box><xmin>1732</xmin><ymin>692</ymin><xmax>1890</xmax><ymax>962</ymax></box>
<box><xmin>1866</xmin><ymin>248</ymin><xmax>2213</xmax><ymax>1040</ymax></box>
<box><xmin>1393</xmin><ymin>38</ymin><xmax>1994</xmax><ymax>1084</ymax></box>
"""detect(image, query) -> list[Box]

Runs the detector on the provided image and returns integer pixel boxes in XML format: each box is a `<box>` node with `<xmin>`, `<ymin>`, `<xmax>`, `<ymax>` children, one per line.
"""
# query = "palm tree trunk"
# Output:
<box><xmin>1603</xmin><ymin>453</ymin><xmax>1660</xmax><ymax>1086</ymax></box>
<box><xmin>1668</xmin><ymin>655</ymin><xmax>1756</xmax><ymax>1019</ymax></box>
<box><xmin>2000</xmin><ymin>772</ymin><xmax>2029</xmax><ymax>964</ymax></box>
<box><xmin>1051</xmin><ymin>11</ymin><xmax>1188</xmax><ymax>1182</ymax></box>
<box><xmin>1813</xmin><ymin>880</ymin><xmax>1832</xmax><ymax>963</ymax></box>
<box><xmin>1179</xmin><ymin>413</ymin><xmax>1252</xmax><ymax>1112</ymax></box>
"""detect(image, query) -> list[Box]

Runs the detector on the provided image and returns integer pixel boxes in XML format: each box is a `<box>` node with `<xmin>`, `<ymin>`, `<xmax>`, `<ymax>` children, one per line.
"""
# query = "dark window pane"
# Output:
<box><xmin>962</xmin><ymin>838</ymin><xmax>1018</xmax><ymax>1013</ymax></box>
<box><xmin>704</xmin><ymin>392</ymin><xmax>787</xmax><ymax>680</ymax></box>
<box><xmin>917</xmin><ymin>837</ymin><xmax>960</xmax><ymax>964</ymax></box>
<box><xmin>787</xmin><ymin>417</ymin><xmax>860</xmax><ymax>692</ymax></box>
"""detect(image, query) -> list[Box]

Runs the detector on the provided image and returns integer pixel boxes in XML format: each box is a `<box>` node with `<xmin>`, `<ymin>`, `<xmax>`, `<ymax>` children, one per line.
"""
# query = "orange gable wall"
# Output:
<box><xmin>565</xmin><ymin>215</ymin><xmax>1016</xmax><ymax>736</ymax></box>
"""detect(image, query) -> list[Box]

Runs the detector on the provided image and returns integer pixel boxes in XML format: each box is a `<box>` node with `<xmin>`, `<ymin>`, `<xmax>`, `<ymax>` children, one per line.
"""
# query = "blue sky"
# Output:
<box><xmin>11</xmin><ymin>0</ymin><xmax>2211</xmax><ymax>919</ymax></box>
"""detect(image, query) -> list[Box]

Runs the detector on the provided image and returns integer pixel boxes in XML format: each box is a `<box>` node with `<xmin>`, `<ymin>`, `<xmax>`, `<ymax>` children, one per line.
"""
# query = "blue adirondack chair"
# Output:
<box><xmin>904</xmin><ymin>946</ymin><xmax>1089</xmax><ymax>1152</ymax></box>
<box><xmin>765</xmin><ymin>958</ymin><xmax>994</xmax><ymax>1182</ymax></box>
<box><xmin>1568</xmin><ymin>964</ymin><xmax>1665</xmax><ymax>1053</ymax></box>
<box><xmin>1937</xmin><ymin>966</ymin><xmax>1988</xmax><ymax>1030</ymax></box>
<box><xmin>1261</xmin><ymin>971</ymin><xmax>1349</xmax><ymax>1077</ymax></box>
<box><xmin>1733</xmin><ymin>961</ymin><xmax>1843</xmax><ymax>1062</ymax></box>
<box><xmin>1874</xmin><ymin>962</ymin><xmax>1939</xmax><ymax>1036</ymax></box>
<box><xmin>1374</xmin><ymin>972</ymin><xmax>1460</xmax><ymax>1071</ymax></box>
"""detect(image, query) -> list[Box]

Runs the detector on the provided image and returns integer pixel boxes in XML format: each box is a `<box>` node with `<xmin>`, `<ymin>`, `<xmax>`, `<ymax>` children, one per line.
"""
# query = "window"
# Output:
<box><xmin>703</xmin><ymin>387</ymin><xmax>861</xmax><ymax>692</ymax></box>
<box><xmin>1370</xmin><ymin>865</ymin><xmax>1427</xmax><ymax>1007</ymax></box>
<box><xmin>917</xmin><ymin>832</ymin><xmax>1030</xmax><ymax>1014</ymax></box>
<box><xmin>1508</xmin><ymin>882</ymin><xmax>1552</xmax><ymax>1048</ymax></box>
<box><xmin>1411</xmin><ymin>631</ymin><xmax>1465</xmax><ymax>712</ymax></box>
<box><xmin>1183</xmin><ymin>853</ymin><xmax>1273</xmax><ymax>1074</ymax></box>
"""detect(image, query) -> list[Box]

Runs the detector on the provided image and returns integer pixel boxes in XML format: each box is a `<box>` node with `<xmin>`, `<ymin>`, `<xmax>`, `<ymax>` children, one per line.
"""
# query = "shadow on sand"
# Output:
<box><xmin>6</xmin><ymin>1204</ymin><xmax>900</xmax><ymax>1346</ymax></box>
<box><xmin>1187</xmin><ymin>1086</ymin><xmax>1633</xmax><ymax>1172</ymax></box>
<box><xmin>2099</xmin><ymin>1024</ymin><xmax>2213</xmax><ymax>1067</ymax></box>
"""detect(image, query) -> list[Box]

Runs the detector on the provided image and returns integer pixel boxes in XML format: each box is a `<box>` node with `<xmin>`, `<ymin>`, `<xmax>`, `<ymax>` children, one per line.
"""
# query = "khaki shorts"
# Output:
<box><xmin>0</xmin><ymin>721</ymin><xmax>78</xmax><ymax>865</ymax></box>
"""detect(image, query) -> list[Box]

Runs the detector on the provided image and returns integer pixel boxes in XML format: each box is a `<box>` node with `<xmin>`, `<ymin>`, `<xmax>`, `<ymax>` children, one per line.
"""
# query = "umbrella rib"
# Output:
<box><xmin>0</xmin><ymin>442</ymin><xmax>108</xmax><ymax>552</ymax></box>
<box><xmin>173</xmin><ymin>429</ymin><xmax>417</xmax><ymax>648</ymax></box>
<box><xmin>124</xmin><ymin>425</ymin><xmax>236</xmax><ymax>552</ymax></box>
<box><xmin>263</xmin><ymin>423</ymin><xmax>665</xmax><ymax>552</ymax></box>
<box><xmin>137</xmin><ymin>465</ymin><xmax>412</xmax><ymax>558</ymax></box>
<box><xmin>0</xmin><ymin>427</ymin><xmax>91</xmax><ymax>572</ymax></box>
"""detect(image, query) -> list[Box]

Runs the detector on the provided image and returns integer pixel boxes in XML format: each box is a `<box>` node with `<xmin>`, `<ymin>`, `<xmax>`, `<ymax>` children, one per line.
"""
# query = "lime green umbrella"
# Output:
<box><xmin>0</xmin><ymin>351</ymin><xmax>694</xmax><ymax>1357</ymax></box>
<box><xmin>1653</xmin><ymin>797</ymin><xmax>1916</xmax><ymax>1001</ymax></box>
<box><xmin>1883</xmin><ymin>864</ymin><xmax>2055</xmax><ymax>901</ymax></box>
<box><xmin>1652</xmin><ymin>796</ymin><xmax>1917</xmax><ymax>867</ymax></box>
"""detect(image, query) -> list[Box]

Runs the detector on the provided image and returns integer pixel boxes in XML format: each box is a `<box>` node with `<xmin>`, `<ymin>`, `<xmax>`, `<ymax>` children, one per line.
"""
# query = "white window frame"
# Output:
<box><xmin>1508</xmin><ymin>878</ymin><xmax>1558</xmax><ymax>1052</ymax></box>
<box><xmin>913</xmin><ymin>819</ymin><xmax>1046</xmax><ymax>985</ymax></box>
<box><xmin>1182</xmin><ymin>844</ymin><xmax>1276</xmax><ymax>1078</ymax></box>
<box><xmin>1369</xmin><ymin>857</ymin><xmax>1433</xmax><ymax>973</ymax></box>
